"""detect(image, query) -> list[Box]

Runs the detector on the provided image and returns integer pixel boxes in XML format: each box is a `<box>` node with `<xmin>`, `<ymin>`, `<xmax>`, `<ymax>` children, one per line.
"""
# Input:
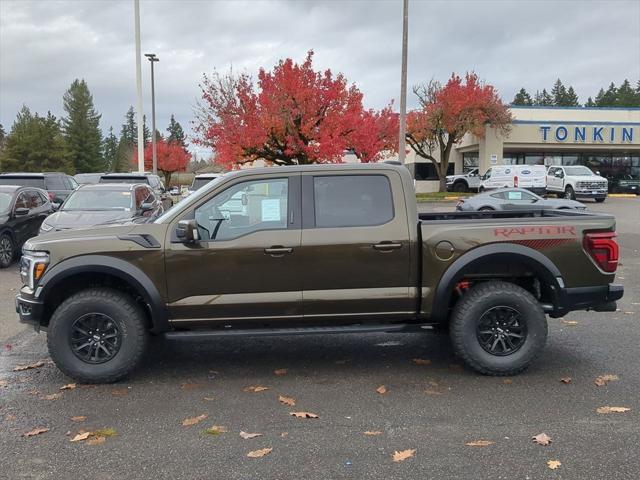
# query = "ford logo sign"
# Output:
<box><xmin>522</xmin><ymin>170</ymin><xmax>531</xmax><ymax>175</ymax></box>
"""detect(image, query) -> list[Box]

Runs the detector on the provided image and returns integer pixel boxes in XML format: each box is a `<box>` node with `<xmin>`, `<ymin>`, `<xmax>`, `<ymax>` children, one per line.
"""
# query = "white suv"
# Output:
<box><xmin>546</xmin><ymin>166</ymin><xmax>608</xmax><ymax>203</ymax></box>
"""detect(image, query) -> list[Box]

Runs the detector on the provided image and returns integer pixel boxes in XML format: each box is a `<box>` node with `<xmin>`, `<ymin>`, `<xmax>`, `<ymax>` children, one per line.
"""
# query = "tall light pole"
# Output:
<box><xmin>134</xmin><ymin>0</ymin><xmax>144</xmax><ymax>173</ymax></box>
<box><xmin>398</xmin><ymin>0</ymin><xmax>409</xmax><ymax>164</ymax></box>
<box><xmin>145</xmin><ymin>53</ymin><xmax>159</xmax><ymax>175</ymax></box>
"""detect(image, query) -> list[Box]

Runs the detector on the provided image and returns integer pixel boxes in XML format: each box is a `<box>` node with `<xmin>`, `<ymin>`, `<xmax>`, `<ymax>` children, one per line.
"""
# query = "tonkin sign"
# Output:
<box><xmin>539</xmin><ymin>125</ymin><xmax>636</xmax><ymax>143</ymax></box>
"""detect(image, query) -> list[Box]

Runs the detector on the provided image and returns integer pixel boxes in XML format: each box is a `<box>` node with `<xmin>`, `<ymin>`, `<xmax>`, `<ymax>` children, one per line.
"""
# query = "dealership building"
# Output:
<box><xmin>408</xmin><ymin>106</ymin><xmax>640</xmax><ymax>193</ymax></box>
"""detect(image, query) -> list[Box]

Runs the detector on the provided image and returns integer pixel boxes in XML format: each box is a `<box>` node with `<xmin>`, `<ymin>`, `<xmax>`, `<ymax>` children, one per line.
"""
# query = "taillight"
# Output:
<box><xmin>514</xmin><ymin>176</ymin><xmax>519</xmax><ymax>187</ymax></box>
<box><xmin>583</xmin><ymin>232</ymin><xmax>619</xmax><ymax>273</ymax></box>
<box><xmin>456</xmin><ymin>199</ymin><xmax>464</xmax><ymax>209</ymax></box>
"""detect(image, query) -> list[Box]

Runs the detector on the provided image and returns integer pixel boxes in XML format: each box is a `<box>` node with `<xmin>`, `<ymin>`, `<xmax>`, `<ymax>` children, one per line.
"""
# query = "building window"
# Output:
<box><xmin>414</xmin><ymin>162</ymin><xmax>455</xmax><ymax>180</ymax></box>
<box><xmin>462</xmin><ymin>153</ymin><xmax>478</xmax><ymax>172</ymax></box>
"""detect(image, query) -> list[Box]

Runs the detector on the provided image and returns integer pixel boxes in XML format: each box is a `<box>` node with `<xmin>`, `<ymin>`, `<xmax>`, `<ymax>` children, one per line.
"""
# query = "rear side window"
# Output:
<box><xmin>0</xmin><ymin>177</ymin><xmax>45</xmax><ymax>188</ymax></box>
<box><xmin>45</xmin><ymin>176</ymin><xmax>67</xmax><ymax>190</ymax></box>
<box><xmin>313</xmin><ymin>175</ymin><xmax>394</xmax><ymax>228</ymax></box>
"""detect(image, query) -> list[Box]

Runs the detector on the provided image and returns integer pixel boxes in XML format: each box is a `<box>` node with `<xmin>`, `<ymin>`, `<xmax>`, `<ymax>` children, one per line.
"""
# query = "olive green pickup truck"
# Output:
<box><xmin>16</xmin><ymin>164</ymin><xmax>623</xmax><ymax>383</ymax></box>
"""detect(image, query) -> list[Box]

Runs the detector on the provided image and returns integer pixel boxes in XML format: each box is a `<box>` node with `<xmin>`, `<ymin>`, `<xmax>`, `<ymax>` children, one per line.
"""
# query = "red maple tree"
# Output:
<box><xmin>142</xmin><ymin>139</ymin><xmax>190</xmax><ymax>187</ymax></box>
<box><xmin>195</xmin><ymin>51</ymin><xmax>397</xmax><ymax>167</ymax></box>
<box><xmin>406</xmin><ymin>73</ymin><xmax>512</xmax><ymax>191</ymax></box>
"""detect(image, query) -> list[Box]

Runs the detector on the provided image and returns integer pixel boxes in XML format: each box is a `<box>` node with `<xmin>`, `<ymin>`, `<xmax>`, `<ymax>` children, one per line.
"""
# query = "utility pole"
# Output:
<box><xmin>145</xmin><ymin>53</ymin><xmax>159</xmax><ymax>175</ymax></box>
<box><xmin>134</xmin><ymin>0</ymin><xmax>144</xmax><ymax>172</ymax></box>
<box><xmin>398</xmin><ymin>0</ymin><xmax>409</xmax><ymax>164</ymax></box>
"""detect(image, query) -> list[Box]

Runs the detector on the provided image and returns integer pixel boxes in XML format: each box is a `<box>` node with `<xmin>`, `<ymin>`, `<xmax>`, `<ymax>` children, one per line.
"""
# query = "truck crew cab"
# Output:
<box><xmin>16</xmin><ymin>164</ymin><xmax>623</xmax><ymax>383</ymax></box>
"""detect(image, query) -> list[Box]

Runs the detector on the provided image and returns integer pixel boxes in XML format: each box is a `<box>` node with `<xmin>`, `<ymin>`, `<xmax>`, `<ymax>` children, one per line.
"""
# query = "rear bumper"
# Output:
<box><xmin>552</xmin><ymin>284</ymin><xmax>623</xmax><ymax>317</ymax></box>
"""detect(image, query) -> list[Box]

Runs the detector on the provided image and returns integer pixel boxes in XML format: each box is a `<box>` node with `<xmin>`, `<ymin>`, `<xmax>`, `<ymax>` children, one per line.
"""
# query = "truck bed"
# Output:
<box><xmin>418</xmin><ymin>208</ymin><xmax>607</xmax><ymax>222</ymax></box>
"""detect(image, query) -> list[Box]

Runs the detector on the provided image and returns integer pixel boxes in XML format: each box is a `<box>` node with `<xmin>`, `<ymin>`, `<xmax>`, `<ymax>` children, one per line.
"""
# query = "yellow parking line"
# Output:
<box><xmin>608</xmin><ymin>194</ymin><xmax>638</xmax><ymax>198</ymax></box>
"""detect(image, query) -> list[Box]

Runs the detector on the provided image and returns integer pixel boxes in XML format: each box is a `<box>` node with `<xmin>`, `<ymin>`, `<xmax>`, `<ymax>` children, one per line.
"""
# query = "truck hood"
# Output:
<box><xmin>43</xmin><ymin>210</ymin><xmax>132</xmax><ymax>231</ymax></box>
<box><xmin>572</xmin><ymin>175</ymin><xmax>607</xmax><ymax>182</ymax></box>
<box><xmin>25</xmin><ymin>223</ymin><xmax>140</xmax><ymax>250</ymax></box>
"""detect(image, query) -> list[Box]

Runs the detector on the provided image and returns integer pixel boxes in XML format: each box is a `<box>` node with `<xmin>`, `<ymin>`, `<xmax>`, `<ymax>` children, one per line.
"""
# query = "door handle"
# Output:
<box><xmin>372</xmin><ymin>242</ymin><xmax>402</xmax><ymax>252</ymax></box>
<box><xmin>264</xmin><ymin>246</ymin><xmax>293</xmax><ymax>256</ymax></box>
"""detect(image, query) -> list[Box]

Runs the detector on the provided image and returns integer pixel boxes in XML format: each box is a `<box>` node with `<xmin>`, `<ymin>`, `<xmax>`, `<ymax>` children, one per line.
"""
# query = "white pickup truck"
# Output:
<box><xmin>446</xmin><ymin>168</ymin><xmax>482</xmax><ymax>192</ymax></box>
<box><xmin>546</xmin><ymin>165</ymin><xmax>608</xmax><ymax>202</ymax></box>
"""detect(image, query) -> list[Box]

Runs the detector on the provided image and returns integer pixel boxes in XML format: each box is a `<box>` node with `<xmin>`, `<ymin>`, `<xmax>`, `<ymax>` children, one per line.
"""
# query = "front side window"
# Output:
<box><xmin>15</xmin><ymin>192</ymin><xmax>29</xmax><ymax>210</ymax></box>
<box><xmin>194</xmin><ymin>178</ymin><xmax>288</xmax><ymax>241</ymax></box>
<box><xmin>313</xmin><ymin>175</ymin><xmax>393</xmax><ymax>228</ymax></box>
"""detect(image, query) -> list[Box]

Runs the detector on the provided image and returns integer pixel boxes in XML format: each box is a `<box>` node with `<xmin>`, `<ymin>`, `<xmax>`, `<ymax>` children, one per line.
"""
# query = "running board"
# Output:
<box><xmin>164</xmin><ymin>323</ymin><xmax>434</xmax><ymax>340</ymax></box>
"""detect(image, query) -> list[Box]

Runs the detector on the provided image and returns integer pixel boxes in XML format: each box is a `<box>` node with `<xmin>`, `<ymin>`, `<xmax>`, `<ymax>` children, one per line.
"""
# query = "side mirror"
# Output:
<box><xmin>176</xmin><ymin>219</ymin><xmax>198</xmax><ymax>243</ymax></box>
<box><xmin>140</xmin><ymin>202</ymin><xmax>155</xmax><ymax>213</ymax></box>
<box><xmin>14</xmin><ymin>207</ymin><xmax>29</xmax><ymax>216</ymax></box>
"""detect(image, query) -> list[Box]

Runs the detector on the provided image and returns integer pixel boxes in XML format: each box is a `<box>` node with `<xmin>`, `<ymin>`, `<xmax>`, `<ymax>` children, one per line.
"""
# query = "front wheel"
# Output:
<box><xmin>595</xmin><ymin>197</ymin><xmax>606</xmax><ymax>203</ymax></box>
<box><xmin>449</xmin><ymin>281</ymin><xmax>547</xmax><ymax>376</ymax></box>
<box><xmin>453</xmin><ymin>182</ymin><xmax>468</xmax><ymax>193</ymax></box>
<box><xmin>564</xmin><ymin>185</ymin><xmax>576</xmax><ymax>200</ymax></box>
<box><xmin>47</xmin><ymin>288</ymin><xmax>149</xmax><ymax>383</ymax></box>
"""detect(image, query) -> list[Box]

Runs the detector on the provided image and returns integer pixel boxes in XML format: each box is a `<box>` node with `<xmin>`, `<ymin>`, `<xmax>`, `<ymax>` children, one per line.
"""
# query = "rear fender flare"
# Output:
<box><xmin>430</xmin><ymin>243</ymin><xmax>563</xmax><ymax>323</ymax></box>
<box><xmin>37</xmin><ymin>255</ymin><xmax>168</xmax><ymax>333</ymax></box>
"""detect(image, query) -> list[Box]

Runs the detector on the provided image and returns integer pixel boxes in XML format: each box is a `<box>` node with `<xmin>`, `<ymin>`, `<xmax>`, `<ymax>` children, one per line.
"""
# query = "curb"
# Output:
<box><xmin>608</xmin><ymin>194</ymin><xmax>638</xmax><ymax>198</ymax></box>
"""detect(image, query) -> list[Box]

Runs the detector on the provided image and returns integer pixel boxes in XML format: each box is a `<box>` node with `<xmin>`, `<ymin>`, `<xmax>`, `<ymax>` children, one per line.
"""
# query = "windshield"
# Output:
<box><xmin>191</xmin><ymin>177</ymin><xmax>218</xmax><ymax>190</ymax></box>
<box><xmin>564</xmin><ymin>166</ymin><xmax>595</xmax><ymax>176</ymax></box>
<box><xmin>62</xmin><ymin>189</ymin><xmax>132</xmax><ymax>211</ymax></box>
<box><xmin>75</xmin><ymin>173</ymin><xmax>102</xmax><ymax>184</ymax></box>
<box><xmin>155</xmin><ymin>175</ymin><xmax>227</xmax><ymax>223</ymax></box>
<box><xmin>0</xmin><ymin>193</ymin><xmax>12</xmax><ymax>213</ymax></box>
<box><xmin>0</xmin><ymin>177</ymin><xmax>45</xmax><ymax>188</ymax></box>
<box><xmin>100</xmin><ymin>177</ymin><xmax>149</xmax><ymax>185</ymax></box>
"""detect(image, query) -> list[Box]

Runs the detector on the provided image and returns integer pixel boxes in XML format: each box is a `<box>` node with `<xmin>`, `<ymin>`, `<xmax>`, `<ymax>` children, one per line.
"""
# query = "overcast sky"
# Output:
<box><xmin>1</xmin><ymin>0</ymin><xmax>639</xmax><ymax>156</ymax></box>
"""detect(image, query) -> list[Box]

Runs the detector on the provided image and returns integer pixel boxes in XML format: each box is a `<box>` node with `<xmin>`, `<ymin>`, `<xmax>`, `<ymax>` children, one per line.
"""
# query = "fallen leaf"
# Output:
<box><xmin>411</xmin><ymin>358</ymin><xmax>431</xmax><ymax>366</ymax></box>
<box><xmin>465</xmin><ymin>440</ymin><xmax>494</xmax><ymax>447</ymax></box>
<box><xmin>203</xmin><ymin>425</ymin><xmax>227</xmax><ymax>435</ymax></box>
<box><xmin>182</xmin><ymin>414</ymin><xmax>208</xmax><ymax>426</ymax></box>
<box><xmin>60</xmin><ymin>383</ymin><xmax>76</xmax><ymax>391</ymax></box>
<box><xmin>94</xmin><ymin>428</ymin><xmax>117</xmax><ymax>437</ymax></box>
<box><xmin>41</xmin><ymin>393</ymin><xmax>62</xmax><ymax>401</ymax></box>
<box><xmin>376</xmin><ymin>385</ymin><xmax>387</xmax><ymax>395</ymax></box>
<box><xmin>560</xmin><ymin>377</ymin><xmax>572</xmax><ymax>384</ymax></box>
<box><xmin>424</xmin><ymin>388</ymin><xmax>443</xmax><ymax>396</ymax></box>
<box><xmin>239</xmin><ymin>431</ymin><xmax>263</xmax><ymax>439</ymax></box>
<box><xmin>247</xmin><ymin>447</ymin><xmax>272</xmax><ymax>458</ymax></box>
<box><xmin>561</xmin><ymin>319</ymin><xmax>578</xmax><ymax>326</ymax></box>
<box><xmin>5</xmin><ymin>414</ymin><xmax>16</xmax><ymax>421</ymax></box>
<box><xmin>111</xmin><ymin>388</ymin><xmax>129</xmax><ymax>397</ymax></box>
<box><xmin>623</xmin><ymin>311</ymin><xmax>635</xmax><ymax>315</ymax></box>
<box><xmin>70</xmin><ymin>431</ymin><xmax>92</xmax><ymax>442</ymax></box>
<box><xmin>180</xmin><ymin>382</ymin><xmax>203</xmax><ymax>390</ymax></box>
<box><xmin>70</xmin><ymin>416</ymin><xmax>86</xmax><ymax>422</ymax></box>
<box><xmin>203</xmin><ymin>396</ymin><xmax>215</xmax><ymax>402</ymax></box>
<box><xmin>274</xmin><ymin>369</ymin><xmax>288</xmax><ymax>376</ymax></box>
<box><xmin>278</xmin><ymin>395</ymin><xmax>296</xmax><ymax>407</ymax></box>
<box><xmin>0</xmin><ymin>380</ymin><xmax>8</xmax><ymax>388</ymax></box>
<box><xmin>23</xmin><ymin>427</ymin><xmax>49</xmax><ymax>437</ymax></box>
<box><xmin>86</xmin><ymin>436</ymin><xmax>105</xmax><ymax>445</ymax></box>
<box><xmin>594</xmin><ymin>374</ymin><xmax>619</xmax><ymax>387</ymax></box>
<box><xmin>364</xmin><ymin>431</ymin><xmax>382</xmax><ymax>436</ymax></box>
<box><xmin>243</xmin><ymin>386</ymin><xmax>269</xmax><ymax>393</ymax></box>
<box><xmin>532</xmin><ymin>433</ymin><xmax>552</xmax><ymax>446</ymax></box>
<box><xmin>502</xmin><ymin>378</ymin><xmax>513</xmax><ymax>384</ymax></box>
<box><xmin>596</xmin><ymin>406</ymin><xmax>631</xmax><ymax>414</ymax></box>
<box><xmin>13</xmin><ymin>361</ymin><xmax>45</xmax><ymax>372</ymax></box>
<box><xmin>392</xmin><ymin>449</ymin><xmax>416</xmax><ymax>462</ymax></box>
<box><xmin>547</xmin><ymin>460</ymin><xmax>561</xmax><ymax>470</ymax></box>
<box><xmin>289</xmin><ymin>411</ymin><xmax>319</xmax><ymax>419</ymax></box>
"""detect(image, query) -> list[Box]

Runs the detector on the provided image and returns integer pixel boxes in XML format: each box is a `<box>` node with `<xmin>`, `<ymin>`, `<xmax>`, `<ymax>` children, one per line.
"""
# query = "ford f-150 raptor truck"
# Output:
<box><xmin>16</xmin><ymin>163</ymin><xmax>623</xmax><ymax>383</ymax></box>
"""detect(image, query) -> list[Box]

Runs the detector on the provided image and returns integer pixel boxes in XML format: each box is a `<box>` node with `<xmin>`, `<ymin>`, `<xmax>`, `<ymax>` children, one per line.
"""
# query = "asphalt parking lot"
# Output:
<box><xmin>0</xmin><ymin>197</ymin><xmax>638</xmax><ymax>479</ymax></box>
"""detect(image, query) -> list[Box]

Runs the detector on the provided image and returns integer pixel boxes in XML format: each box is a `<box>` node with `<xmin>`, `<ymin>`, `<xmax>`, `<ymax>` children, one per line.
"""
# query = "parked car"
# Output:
<box><xmin>446</xmin><ymin>168</ymin><xmax>482</xmax><ymax>192</ymax></box>
<box><xmin>479</xmin><ymin>165</ymin><xmax>547</xmax><ymax>194</ymax></box>
<box><xmin>546</xmin><ymin>165</ymin><xmax>608</xmax><ymax>202</ymax></box>
<box><xmin>74</xmin><ymin>173</ymin><xmax>104</xmax><ymax>185</ymax></box>
<box><xmin>39</xmin><ymin>183</ymin><xmax>163</xmax><ymax>234</ymax></box>
<box><xmin>608</xmin><ymin>174</ymin><xmax>639</xmax><ymax>195</ymax></box>
<box><xmin>0</xmin><ymin>172</ymin><xmax>78</xmax><ymax>206</ymax></box>
<box><xmin>99</xmin><ymin>173</ymin><xmax>170</xmax><ymax>208</ymax></box>
<box><xmin>15</xmin><ymin>164</ymin><xmax>623</xmax><ymax>383</ymax></box>
<box><xmin>169</xmin><ymin>186</ymin><xmax>180</xmax><ymax>196</ymax></box>
<box><xmin>0</xmin><ymin>185</ymin><xmax>52</xmax><ymax>268</ymax></box>
<box><xmin>189</xmin><ymin>173</ymin><xmax>222</xmax><ymax>194</ymax></box>
<box><xmin>456</xmin><ymin>188</ymin><xmax>586</xmax><ymax>212</ymax></box>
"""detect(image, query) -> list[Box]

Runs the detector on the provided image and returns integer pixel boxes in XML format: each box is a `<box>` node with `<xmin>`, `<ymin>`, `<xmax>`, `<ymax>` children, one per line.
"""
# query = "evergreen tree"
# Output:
<box><xmin>616</xmin><ymin>79</ymin><xmax>639</xmax><ymax>107</ymax></box>
<box><xmin>0</xmin><ymin>106</ymin><xmax>72</xmax><ymax>173</ymax></box>
<box><xmin>551</xmin><ymin>78</ymin><xmax>568</xmax><ymax>106</ymax></box>
<box><xmin>102</xmin><ymin>127</ymin><xmax>119</xmax><ymax>172</ymax></box>
<box><xmin>120</xmin><ymin>106</ymin><xmax>138</xmax><ymax>145</ymax></box>
<box><xmin>143</xmin><ymin>115</ymin><xmax>151</xmax><ymax>147</ymax></box>
<box><xmin>0</xmin><ymin>123</ymin><xmax>6</xmax><ymax>152</ymax></box>
<box><xmin>166</xmin><ymin>114</ymin><xmax>187</xmax><ymax>148</ymax></box>
<box><xmin>511</xmin><ymin>88</ymin><xmax>533</xmax><ymax>106</ymax></box>
<box><xmin>585</xmin><ymin>97</ymin><xmax>596</xmax><ymax>107</ymax></box>
<box><xmin>596</xmin><ymin>83</ymin><xmax>618</xmax><ymax>106</ymax></box>
<box><xmin>564</xmin><ymin>86</ymin><xmax>580</xmax><ymax>106</ymax></box>
<box><xmin>534</xmin><ymin>89</ymin><xmax>554</xmax><ymax>106</ymax></box>
<box><xmin>154</xmin><ymin>129</ymin><xmax>163</xmax><ymax>142</ymax></box>
<box><xmin>113</xmin><ymin>137</ymin><xmax>133</xmax><ymax>173</ymax></box>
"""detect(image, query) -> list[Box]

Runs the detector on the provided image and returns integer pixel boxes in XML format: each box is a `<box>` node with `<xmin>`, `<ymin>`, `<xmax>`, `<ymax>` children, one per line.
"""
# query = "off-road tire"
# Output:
<box><xmin>0</xmin><ymin>233</ymin><xmax>14</xmax><ymax>268</ymax></box>
<box><xmin>47</xmin><ymin>288</ymin><xmax>148</xmax><ymax>383</ymax></box>
<box><xmin>450</xmin><ymin>281</ymin><xmax>547</xmax><ymax>376</ymax></box>
<box><xmin>565</xmin><ymin>185</ymin><xmax>576</xmax><ymax>200</ymax></box>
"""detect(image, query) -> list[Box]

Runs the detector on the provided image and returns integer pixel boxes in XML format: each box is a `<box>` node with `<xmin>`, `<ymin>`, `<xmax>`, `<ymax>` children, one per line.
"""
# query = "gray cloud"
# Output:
<box><xmin>1</xmin><ymin>0</ymin><xmax>639</xmax><ymax>157</ymax></box>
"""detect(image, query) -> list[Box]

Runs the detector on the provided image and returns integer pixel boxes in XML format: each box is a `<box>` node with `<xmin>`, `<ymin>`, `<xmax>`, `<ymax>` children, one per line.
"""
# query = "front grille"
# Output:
<box><xmin>578</xmin><ymin>181</ymin><xmax>606</xmax><ymax>189</ymax></box>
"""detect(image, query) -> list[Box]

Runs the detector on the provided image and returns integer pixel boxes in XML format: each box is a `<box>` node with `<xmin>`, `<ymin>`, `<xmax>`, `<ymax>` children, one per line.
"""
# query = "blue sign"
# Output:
<box><xmin>539</xmin><ymin>125</ymin><xmax>635</xmax><ymax>143</ymax></box>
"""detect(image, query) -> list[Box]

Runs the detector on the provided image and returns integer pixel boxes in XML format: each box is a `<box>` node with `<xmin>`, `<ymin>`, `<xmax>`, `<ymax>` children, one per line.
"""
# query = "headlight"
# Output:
<box><xmin>20</xmin><ymin>251</ymin><xmax>49</xmax><ymax>290</ymax></box>
<box><xmin>40</xmin><ymin>222</ymin><xmax>53</xmax><ymax>233</ymax></box>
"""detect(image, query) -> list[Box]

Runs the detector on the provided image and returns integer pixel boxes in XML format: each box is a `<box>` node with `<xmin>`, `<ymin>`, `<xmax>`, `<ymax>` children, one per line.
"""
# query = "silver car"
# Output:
<box><xmin>456</xmin><ymin>188</ymin><xmax>585</xmax><ymax>212</ymax></box>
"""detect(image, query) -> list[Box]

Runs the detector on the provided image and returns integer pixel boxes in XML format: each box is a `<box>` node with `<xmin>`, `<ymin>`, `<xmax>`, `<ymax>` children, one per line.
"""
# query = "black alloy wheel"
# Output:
<box><xmin>476</xmin><ymin>306</ymin><xmax>527</xmax><ymax>356</ymax></box>
<box><xmin>0</xmin><ymin>234</ymin><xmax>14</xmax><ymax>268</ymax></box>
<box><xmin>70</xmin><ymin>313</ymin><xmax>122</xmax><ymax>364</ymax></box>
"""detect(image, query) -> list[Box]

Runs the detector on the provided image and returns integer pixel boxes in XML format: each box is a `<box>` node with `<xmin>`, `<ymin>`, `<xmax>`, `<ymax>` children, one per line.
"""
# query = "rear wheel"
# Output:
<box><xmin>564</xmin><ymin>185</ymin><xmax>576</xmax><ymax>200</ymax></box>
<box><xmin>0</xmin><ymin>233</ymin><xmax>14</xmax><ymax>268</ymax></box>
<box><xmin>478</xmin><ymin>206</ymin><xmax>494</xmax><ymax>211</ymax></box>
<box><xmin>450</xmin><ymin>281</ymin><xmax>547</xmax><ymax>376</ymax></box>
<box><xmin>47</xmin><ymin>288</ymin><xmax>149</xmax><ymax>383</ymax></box>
